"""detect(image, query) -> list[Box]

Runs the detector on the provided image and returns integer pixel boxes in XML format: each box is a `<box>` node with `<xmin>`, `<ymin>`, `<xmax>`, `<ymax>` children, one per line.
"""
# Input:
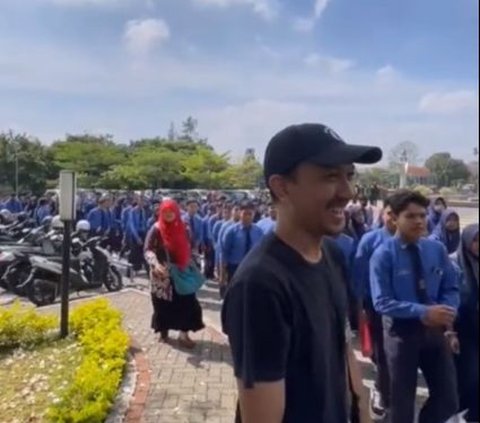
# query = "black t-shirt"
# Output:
<box><xmin>221</xmin><ymin>233</ymin><xmax>349</xmax><ymax>423</ymax></box>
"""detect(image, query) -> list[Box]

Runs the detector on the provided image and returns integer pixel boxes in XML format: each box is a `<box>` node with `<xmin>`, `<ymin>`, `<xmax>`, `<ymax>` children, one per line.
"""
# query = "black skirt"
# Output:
<box><xmin>151</xmin><ymin>289</ymin><xmax>204</xmax><ymax>333</ymax></box>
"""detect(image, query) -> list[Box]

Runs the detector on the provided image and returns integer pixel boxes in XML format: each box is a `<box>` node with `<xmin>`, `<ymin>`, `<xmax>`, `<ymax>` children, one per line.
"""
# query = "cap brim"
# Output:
<box><xmin>309</xmin><ymin>143</ymin><xmax>383</xmax><ymax>166</ymax></box>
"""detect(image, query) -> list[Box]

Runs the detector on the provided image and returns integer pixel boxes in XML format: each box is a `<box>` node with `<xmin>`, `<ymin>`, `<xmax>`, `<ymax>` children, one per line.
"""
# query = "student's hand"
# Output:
<box><xmin>422</xmin><ymin>305</ymin><xmax>456</xmax><ymax>328</ymax></box>
<box><xmin>446</xmin><ymin>332</ymin><xmax>460</xmax><ymax>355</ymax></box>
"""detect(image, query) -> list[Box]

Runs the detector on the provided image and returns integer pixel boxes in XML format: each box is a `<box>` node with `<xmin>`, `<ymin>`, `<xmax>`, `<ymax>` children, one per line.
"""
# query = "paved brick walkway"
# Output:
<box><xmin>105</xmin><ymin>290</ymin><xmax>236</xmax><ymax>423</ymax></box>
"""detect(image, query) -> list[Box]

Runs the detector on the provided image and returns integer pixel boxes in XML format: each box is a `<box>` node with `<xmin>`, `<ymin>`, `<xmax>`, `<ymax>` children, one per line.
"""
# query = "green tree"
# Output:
<box><xmin>357</xmin><ymin>167</ymin><xmax>397</xmax><ymax>188</ymax></box>
<box><xmin>222</xmin><ymin>157</ymin><xmax>263</xmax><ymax>189</ymax></box>
<box><xmin>181</xmin><ymin>148</ymin><xmax>230</xmax><ymax>189</ymax></box>
<box><xmin>50</xmin><ymin>134</ymin><xmax>128</xmax><ymax>187</ymax></box>
<box><xmin>425</xmin><ymin>152</ymin><xmax>471</xmax><ymax>187</ymax></box>
<box><xmin>0</xmin><ymin>132</ymin><xmax>53</xmax><ymax>195</ymax></box>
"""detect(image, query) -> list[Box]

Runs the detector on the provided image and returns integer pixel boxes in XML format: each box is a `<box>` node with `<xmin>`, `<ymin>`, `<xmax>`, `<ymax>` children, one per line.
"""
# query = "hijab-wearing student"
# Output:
<box><xmin>427</xmin><ymin>196</ymin><xmax>447</xmax><ymax>234</ymax></box>
<box><xmin>430</xmin><ymin>209</ymin><xmax>461</xmax><ymax>254</ymax></box>
<box><xmin>451</xmin><ymin>224</ymin><xmax>479</xmax><ymax>423</ymax></box>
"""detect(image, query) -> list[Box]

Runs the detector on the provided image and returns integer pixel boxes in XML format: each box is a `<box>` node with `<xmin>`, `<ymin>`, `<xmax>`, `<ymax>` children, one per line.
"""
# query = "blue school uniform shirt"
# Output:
<box><xmin>87</xmin><ymin>207</ymin><xmax>113</xmax><ymax>233</ymax></box>
<box><xmin>35</xmin><ymin>205</ymin><xmax>52</xmax><ymax>226</ymax></box>
<box><xmin>121</xmin><ymin>206</ymin><xmax>132</xmax><ymax>233</ymax></box>
<box><xmin>256</xmin><ymin>217</ymin><xmax>277</xmax><ymax>235</ymax></box>
<box><xmin>4</xmin><ymin>198</ymin><xmax>22</xmax><ymax>214</ymax></box>
<box><xmin>127</xmin><ymin>206</ymin><xmax>148</xmax><ymax>243</ymax></box>
<box><xmin>353</xmin><ymin>227</ymin><xmax>393</xmax><ymax>300</ymax></box>
<box><xmin>183</xmin><ymin>213</ymin><xmax>204</xmax><ymax>247</ymax></box>
<box><xmin>370</xmin><ymin>236</ymin><xmax>459</xmax><ymax>320</ymax></box>
<box><xmin>221</xmin><ymin>222</ymin><xmax>264</xmax><ymax>266</ymax></box>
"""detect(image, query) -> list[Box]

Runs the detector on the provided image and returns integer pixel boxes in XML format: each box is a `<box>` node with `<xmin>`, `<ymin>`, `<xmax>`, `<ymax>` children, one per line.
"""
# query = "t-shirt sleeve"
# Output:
<box><xmin>222</xmin><ymin>275</ymin><xmax>291</xmax><ymax>388</ymax></box>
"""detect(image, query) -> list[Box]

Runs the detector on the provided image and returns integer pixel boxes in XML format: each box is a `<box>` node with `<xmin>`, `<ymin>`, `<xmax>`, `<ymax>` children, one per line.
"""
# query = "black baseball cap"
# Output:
<box><xmin>264</xmin><ymin>123</ymin><xmax>383</xmax><ymax>185</ymax></box>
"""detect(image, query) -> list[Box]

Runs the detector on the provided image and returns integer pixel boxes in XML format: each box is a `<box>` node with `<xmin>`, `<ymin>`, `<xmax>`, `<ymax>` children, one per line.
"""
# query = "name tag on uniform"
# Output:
<box><xmin>397</xmin><ymin>269</ymin><xmax>411</xmax><ymax>276</ymax></box>
<box><xmin>433</xmin><ymin>267</ymin><xmax>444</xmax><ymax>277</ymax></box>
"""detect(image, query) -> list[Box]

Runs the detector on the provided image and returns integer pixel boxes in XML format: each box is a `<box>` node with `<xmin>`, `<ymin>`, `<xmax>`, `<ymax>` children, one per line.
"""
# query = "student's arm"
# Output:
<box><xmin>370</xmin><ymin>248</ymin><xmax>428</xmax><ymax>319</ymax></box>
<box><xmin>237</xmin><ymin>380</ymin><xmax>285</xmax><ymax>423</ymax></box>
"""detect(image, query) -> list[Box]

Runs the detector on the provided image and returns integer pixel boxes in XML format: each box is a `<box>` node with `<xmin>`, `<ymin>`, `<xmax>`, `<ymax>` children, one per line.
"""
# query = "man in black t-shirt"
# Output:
<box><xmin>221</xmin><ymin>123</ymin><xmax>383</xmax><ymax>423</ymax></box>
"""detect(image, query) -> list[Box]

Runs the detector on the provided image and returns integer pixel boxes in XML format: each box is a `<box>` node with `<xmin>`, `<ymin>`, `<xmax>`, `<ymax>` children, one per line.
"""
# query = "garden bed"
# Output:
<box><xmin>0</xmin><ymin>299</ymin><xmax>130</xmax><ymax>423</ymax></box>
<box><xmin>0</xmin><ymin>338</ymin><xmax>82</xmax><ymax>422</ymax></box>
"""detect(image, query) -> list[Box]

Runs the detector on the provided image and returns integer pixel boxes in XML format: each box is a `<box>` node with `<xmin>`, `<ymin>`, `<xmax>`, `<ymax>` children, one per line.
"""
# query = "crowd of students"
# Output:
<box><xmin>1</xmin><ymin>179</ymin><xmax>478</xmax><ymax>422</ymax></box>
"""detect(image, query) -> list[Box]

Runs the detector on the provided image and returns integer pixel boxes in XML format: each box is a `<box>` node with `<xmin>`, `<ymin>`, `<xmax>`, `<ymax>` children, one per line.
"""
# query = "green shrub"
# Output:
<box><xmin>413</xmin><ymin>185</ymin><xmax>433</xmax><ymax>197</ymax></box>
<box><xmin>0</xmin><ymin>301</ymin><xmax>57</xmax><ymax>350</ymax></box>
<box><xmin>47</xmin><ymin>299</ymin><xmax>129</xmax><ymax>423</ymax></box>
<box><xmin>439</xmin><ymin>187</ymin><xmax>456</xmax><ymax>197</ymax></box>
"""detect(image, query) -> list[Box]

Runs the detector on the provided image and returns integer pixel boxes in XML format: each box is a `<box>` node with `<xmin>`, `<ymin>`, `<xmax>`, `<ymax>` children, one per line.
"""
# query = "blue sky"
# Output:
<box><xmin>0</xmin><ymin>0</ymin><xmax>478</xmax><ymax>163</ymax></box>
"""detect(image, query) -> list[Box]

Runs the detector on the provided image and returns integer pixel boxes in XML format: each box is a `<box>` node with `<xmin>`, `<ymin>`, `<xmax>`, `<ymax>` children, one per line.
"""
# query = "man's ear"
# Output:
<box><xmin>268</xmin><ymin>175</ymin><xmax>289</xmax><ymax>203</ymax></box>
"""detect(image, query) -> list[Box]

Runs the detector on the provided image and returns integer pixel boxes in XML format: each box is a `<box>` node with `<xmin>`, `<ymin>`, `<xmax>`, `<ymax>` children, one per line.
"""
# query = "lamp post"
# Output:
<box><xmin>59</xmin><ymin>171</ymin><xmax>76</xmax><ymax>338</ymax></box>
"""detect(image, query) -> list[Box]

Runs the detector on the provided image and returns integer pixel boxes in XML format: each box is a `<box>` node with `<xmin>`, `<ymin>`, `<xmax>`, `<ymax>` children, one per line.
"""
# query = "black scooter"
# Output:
<box><xmin>0</xmin><ymin>235</ymin><xmax>62</xmax><ymax>295</ymax></box>
<box><xmin>22</xmin><ymin>236</ymin><xmax>123</xmax><ymax>306</ymax></box>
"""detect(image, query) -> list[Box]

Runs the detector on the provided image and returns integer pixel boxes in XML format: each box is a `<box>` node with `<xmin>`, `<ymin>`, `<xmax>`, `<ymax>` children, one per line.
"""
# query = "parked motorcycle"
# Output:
<box><xmin>22</xmin><ymin>236</ymin><xmax>123</xmax><ymax>306</ymax></box>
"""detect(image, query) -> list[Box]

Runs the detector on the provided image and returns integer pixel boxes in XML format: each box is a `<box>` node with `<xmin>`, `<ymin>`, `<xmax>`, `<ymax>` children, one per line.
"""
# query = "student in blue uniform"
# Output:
<box><xmin>220</xmin><ymin>202</ymin><xmax>263</xmax><ymax>298</ymax></box>
<box><xmin>353</xmin><ymin>195</ymin><xmax>396</xmax><ymax>419</ymax></box>
<box><xmin>427</xmin><ymin>196</ymin><xmax>447</xmax><ymax>234</ymax></box>
<box><xmin>87</xmin><ymin>195</ymin><xmax>113</xmax><ymax>236</ymax></box>
<box><xmin>127</xmin><ymin>197</ymin><xmax>148</xmax><ymax>272</ymax></box>
<box><xmin>3</xmin><ymin>194</ymin><xmax>22</xmax><ymax>214</ymax></box>
<box><xmin>183</xmin><ymin>199</ymin><xmax>204</xmax><ymax>253</ymax></box>
<box><xmin>212</xmin><ymin>203</ymin><xmax>233</xmax><ymax>280</ymax></box>
<box><xmin>451</xmin><ymin>223</ymin><xmax>479</xmax><ymax>423</ymax></box>
<box><xmin>370</xmin><ymin>190</ymin><xmax>459</xmax><ymax>423</ymax></box>
<box><xmin>430</xmin><ymin>209</ymin><xmax>461</xmax><ymax>254</ymax></box>
<box><xmin>146</xmin><ymin>201</ymin><xmax>160</xmax><ymax>230</ymax></box>
<box><xmin>256</xmin><ymin>204</ymin><xmax>277</xmax><ymax>235</ymax></box>
<box><xmin>34</xmin><ymin>198</ymin><xmax>52</xmax><ymax>226</ymax></box>
<box><xmin>202</xmin><ymin>204</ymin><xmax>218</xmax><ymax>279</ymax></box>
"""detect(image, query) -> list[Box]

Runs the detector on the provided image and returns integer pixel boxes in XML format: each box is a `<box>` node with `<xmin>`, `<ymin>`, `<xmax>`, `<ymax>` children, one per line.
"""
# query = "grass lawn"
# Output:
<box><xmin>0</xmin><ymin>338</ymin><xmax>83</xmax><ymax>423</ymax></box>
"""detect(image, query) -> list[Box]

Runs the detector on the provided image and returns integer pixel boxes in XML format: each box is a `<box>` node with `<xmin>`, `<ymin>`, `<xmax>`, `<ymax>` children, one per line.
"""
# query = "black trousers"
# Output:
<box><xmin>365</xmin><ymin>303</ymin><xmax>390</xmax><ymax>407</ymax></box>
<box><xmin>455</xmin><ymin>337</ymin><xmax>479</xmax><ymax>422</ymax></box>
<box><xmin>203</xmin><ymin>241</ymin><xmax>215</xmax><ymax>279</ymax></box>
<box><xmin>383</xmin><ymin>318</ymin><xmax>458</xmax><ymax>423</ymax></box>
<box><xmin>128</xmin><ymin>236</ymin><xmax>146</xmax><ymax>272</ymax></box>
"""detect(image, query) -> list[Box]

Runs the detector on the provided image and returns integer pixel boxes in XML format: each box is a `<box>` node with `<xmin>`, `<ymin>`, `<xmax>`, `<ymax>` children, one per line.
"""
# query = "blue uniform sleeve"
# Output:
<box><xmin>128</xmin><ymin>210</ymin><xmax>141</xmax><ymax>243</ymax></box>
<box><xmin>438</xmin><ymin>246</ymin><xmax>460</xmax><ymax>310</ymax></box>
<box><xmin>353</xmin><ymin>236</ymin><xmax>371</xmax><ymax>301</ymax></box>
<box><xmin>88</xmin><ymin>209</ymin><xmax>100</xmax><ymax>231</ymax></box>
<box><xmin>370</xmin><ymin>247</ymin><xmax>428</xmax><ymax>320</ymax></box>
<box><xmin>221</xmin><ymin>227</ymin><xmax>234</xmax><ymax>264</ymax></box>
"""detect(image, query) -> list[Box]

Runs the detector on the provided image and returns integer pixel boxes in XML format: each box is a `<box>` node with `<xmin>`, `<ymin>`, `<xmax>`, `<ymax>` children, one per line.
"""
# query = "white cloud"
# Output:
<box><xmin>418</xmin><ymin>90</ymin><xmax>478</xmax><ymax>115</ymax></box>
<box><xmin>123</xmin><ymin>18</ymin><xmax>170</xmax><ymax>56</ymax></box>
<box><xmin>304</xmin><ymin>53</ymin><xmax>354</xmax><ymax>74</ymax></box>
<box><xmin>376</xmin><ymin>65</ymin><xmax>398</xmax><ymax>84</ymax></box>
<box><xmin>293</xmin><ymin>0</ymin><xmax>330</xmax><ymax>32</ymax></box>
<box><xmin>192</xmin><ymin>0</ymin><xmax>278</xmax><ymax>20</ymax></box>
<box><xmin>314</xmin><ymin>0</ymin><xmax>329</xmax><ymax>18</ymax></box>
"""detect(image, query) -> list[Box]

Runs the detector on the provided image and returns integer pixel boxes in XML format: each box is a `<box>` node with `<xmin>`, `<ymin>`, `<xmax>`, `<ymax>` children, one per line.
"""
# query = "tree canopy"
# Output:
<box><xmin>425</xmin><ymin>152</ymin><xmax>471</xmax><ymax>188</ymax></box>
<box><xmin>0</xmin><ymin>118</ymin><xmax>263</xmax><ymax>195</ymax></box>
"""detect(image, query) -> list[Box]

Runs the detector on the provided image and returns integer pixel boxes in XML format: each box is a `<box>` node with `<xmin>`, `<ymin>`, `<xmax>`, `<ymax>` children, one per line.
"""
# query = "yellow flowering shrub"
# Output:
<box><xmin>47</xmin><ymin>299</ymin><xmax>130</xmax><ymax>423</ymax></box>
<box><xmin>0</xmin><ymin>301</ymin><xmax>57</xmax><ymax>350</ymax></box>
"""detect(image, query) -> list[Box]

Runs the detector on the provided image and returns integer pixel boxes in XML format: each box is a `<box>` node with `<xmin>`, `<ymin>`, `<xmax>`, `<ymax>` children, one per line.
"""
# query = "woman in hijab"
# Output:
<box><xmin>345</xmin><ymin>205</ymin><xmax>369</xmax><ymax>243</ymax></box>
<box><xmin>451</xmin><ymin>224</ymin><xmax>479</xmax><ymax>422</ymax></box>
<box><xmin>430</xmin><ymin>209</ymin><xmax>461</xmax><ymax>254</ymax></box>
<box><xmin>427</xmin><ymin>196</ymin><xmax>447</xmax><ymax>234</ymax></box>
<box><xmin>144</xmin><ymin>199</ymin><xmax>204</xmax><ymax>349</ymax></box>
